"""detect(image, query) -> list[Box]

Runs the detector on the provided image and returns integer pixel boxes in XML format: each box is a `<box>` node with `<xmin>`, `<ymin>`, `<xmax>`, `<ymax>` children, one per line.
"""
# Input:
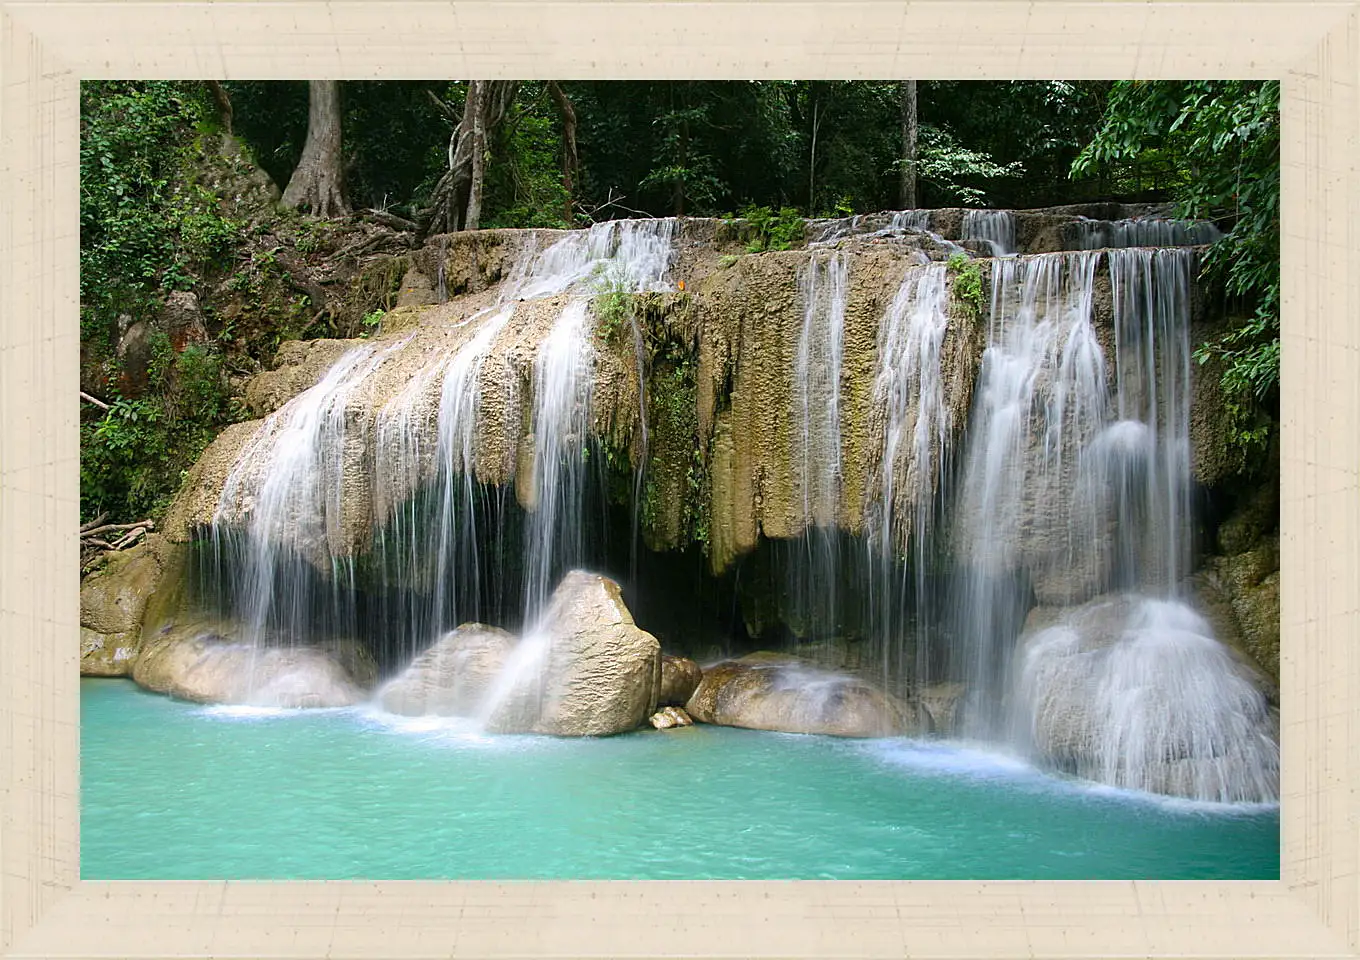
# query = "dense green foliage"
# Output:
<box><xmin>81</xmin><ymin>82</ymin><xmax>237</xmax><ymax>339</ymax></box>
<box><xmin>1073</xmin><ymin>80</ymin><xmax>1280</xmax><ymax>456</ymax></box>
<box><xmin>946</xmin><ymin>252</ymin><xmax>986</xmax><ymax>320</ymax></box>
<box><xmin>80</xmin><ymin>81</ymin><xmax>243</xmax><ymax>521</ymax></box>
<box><xmin>219</xmin><ymin>80</ymin><xmax>1113</xmax><ymax>223</ymax></box>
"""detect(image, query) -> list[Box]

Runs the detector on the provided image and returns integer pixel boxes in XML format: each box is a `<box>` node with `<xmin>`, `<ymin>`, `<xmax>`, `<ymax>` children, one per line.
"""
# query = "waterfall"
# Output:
<box><xmin>1014</xmin><ymin>597</ymin><xmax>1279</xmax><ymax>803</ymax></box>
<box><xmin>929</xmin><ymin>244</ymin><xmax>1278</xmax><ymax>802</ymax></box>
<box><xmin>1102</xmin><ymin>247</ymin><xmax>1195</xmax><ymax>590</ymax></box>
<box><xmin>202</xmin><ymin>217</ymin><xmax>677</xmax><ymax>675</ymax></box>
<box><xmin>962</xmin><ymin>210</ymin><xmax>1016</xmax><ymax>256</ymax></box>
<box><xmin>809</xmin><ymin>210</ymin><xmax>933</xmax><ymax>246</ymax></box>
<box><xmin>787</xmin><ymin>251</ymin><xmax>850</xmax><ymax>639</ymax></box>
<box><xmin>1075</xmin><ymin>217</ymin><xmax>1221</xmax><ymax>250</ymax></box>
<box><xmin>515</xmin><ymin>217</ymin><xmax>677</xmax><ymax>619</ymax></box>
<box><xmin>890</xmin><ymin>210</ymin><xmax>931</xmax><ymax>232</ymax></box>
<box><xmin>523</xmin><ymin>298</ymin><xmax>594</xmax><ymax>619</ymax></box>
<box><xmin>795</xmin><ymin>251</ymin><xmax>849</xmax><ymax>528</ymax></box>
<box><xmin>209</xmin><ymin>336</ymin><xmax>411</xmax><ymax>700</ymax></box>
<box><xmin>182</xmin><ymin>203</ymin><xmax>1276</xmax><ymax>802</ymax></box>
<box><xmin>865</xmin><ymin>262</ymin><xmax>951</xmax><ymax>697</ymax></box>
<box><xmin>947</xmin><ymin>251</ymin><xmax>1105</xmax><ymax>738</ymax></box>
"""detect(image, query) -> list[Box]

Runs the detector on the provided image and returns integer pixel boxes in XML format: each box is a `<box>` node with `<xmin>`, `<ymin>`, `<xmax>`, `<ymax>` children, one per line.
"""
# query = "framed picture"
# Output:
<box><xmin>5</xmin><ymin>2</ymin><xmax>1356</xmax><ymax>957</ymax></box>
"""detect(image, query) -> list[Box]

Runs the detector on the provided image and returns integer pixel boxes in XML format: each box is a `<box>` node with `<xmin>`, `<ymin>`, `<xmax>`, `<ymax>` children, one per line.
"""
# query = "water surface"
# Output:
<box><xmin>81</xmin><ymin>679</ymin><xmax>1279</xmax><ymax>880</ymax></box>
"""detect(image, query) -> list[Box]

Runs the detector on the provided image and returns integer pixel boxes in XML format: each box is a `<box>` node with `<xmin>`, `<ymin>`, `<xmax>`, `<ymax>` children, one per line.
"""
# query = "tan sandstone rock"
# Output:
<box><xmin>80</xmin><ymin>535</ymin><xmax>181</xmax><ymax>676</ymax></box>
<box><xmin>649</xmin><ymin>705</ymin><xmax>694</xmax><ymax>729</ymax></box>
<box><xmin>685</xmin><ymin>652</ymin><xmax>911</xmax><ymax>738</ymax></box>
<box><xmin>377</xmin><ymin>623</ymin><xmax>516</xmax><ymax>716</ymax></box>
<box><xmin>476</xmin><ymin>571</ymin><xmax>661</xmax><ymax>736</ymax></box>
<box><xmin>133</xmin><ymin>618</ymin><xmax>377</xmax><ymax>708</ymax></box>
<box><xmin>658</xmin><ymin>654</ymin><xmax>703</xmax><ymax>706</ymax></box>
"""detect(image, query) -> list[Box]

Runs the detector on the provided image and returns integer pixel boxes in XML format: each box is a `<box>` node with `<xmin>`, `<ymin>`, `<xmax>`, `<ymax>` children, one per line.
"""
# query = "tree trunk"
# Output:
<box><xmin>808</xmin><ymin>97</ymin><xmax>820</xmax><ymax>213</ymax></box>
<box><xmin>281</xmin><ymin>80</ymin><xmax>350</xmax><ymax>218</ymax></box>
<box><xmin>548</xmin><ymin>82</ymin><xmax>579</xmax><ymax>223</ymax></box>
<box><xmin>465</xmin><ymin>81</ymin><xmax>487</xmax><ymax>231</ymax></box>
<box><xmin>424</xmin><ymin>80</ymin><xmax>520</xmax><ymax>236</ymax></box>
<box><xmin>899</xmin><ymin>80</ymin><xmax>918</xmax><ymax>209</ymax></box>
<box><xmin>205</xmin><ymin>80</ymin><xmax>233</xmax><ymax>135</ymax></box>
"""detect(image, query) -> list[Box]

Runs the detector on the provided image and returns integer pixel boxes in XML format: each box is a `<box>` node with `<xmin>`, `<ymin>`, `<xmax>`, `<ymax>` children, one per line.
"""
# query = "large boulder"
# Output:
<box><xmin>377</xmin><ymin>623</ymin><xmax>516</xmax><ymax>716</ymax></box>
<box><xmin>685</xmin><ymin>652</ymin><xmax>912</xmax><ymax>738</ymax></box>
<box><xmin>1014</xmin><ymin>593</ymin><xmax>1279</xmax><ymax>803</ymax></box>
<box><xmin>658</xmin><ymin>654</ymin><xmax>702</xmax><ymax>706</ymax></box>
<box><xmin>132</xmin><ymin>618</ymin><xmax>377</xmax><ymax>708</ymax></box>
<box><xmin>80</xmin><ymin>536</ymin><xmax>178</xmax><ymax>677</ymax></box>
<box><xmin>482</xmin><ymin>570</ymin><xmax>662</xmax><ymax>737</ymax></box>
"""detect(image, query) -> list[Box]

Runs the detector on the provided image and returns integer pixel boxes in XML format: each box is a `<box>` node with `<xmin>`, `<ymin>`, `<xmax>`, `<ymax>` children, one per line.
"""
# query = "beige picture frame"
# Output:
<box><xmin>2</xmin><ymin>2</ymin><xmax>1354</xmax><ymax>956</ymax></box>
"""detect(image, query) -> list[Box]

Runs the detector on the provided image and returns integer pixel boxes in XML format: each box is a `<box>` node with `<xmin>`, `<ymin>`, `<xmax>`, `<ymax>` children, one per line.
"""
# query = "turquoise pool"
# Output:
<box><xmin>80</xmin><ymin>678</ymin><xmax>1279</xmax><ymax>880</ymax></box>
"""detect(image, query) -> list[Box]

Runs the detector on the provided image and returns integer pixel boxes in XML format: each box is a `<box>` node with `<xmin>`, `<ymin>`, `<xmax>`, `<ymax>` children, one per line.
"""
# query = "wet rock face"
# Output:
<box><xmin>80</xmin><ymin>536</ymin><xmax>179</xmax><ymax>677</ymax></box>
<box><xmin>132</xmin><ymin>618</ymin><xmax>378</xmax><ymax>708</ymax></box>
<box><xmin>377</xmin><ymin>623</ymin><xmax>517</xmax><ymax>717</ymax></box>
<box><xmin>917</xmin><ymin>682</ymin><xmax>966</xmax><ymax>736</ymax></box>
<box><xmin>1014</xmin><ymin>594</ymin><xmax>1279</xmax><ymax>803</ymax></box>
<box><xmin>81</xmin><ymin>627</ymin><xmax>140</xmax><ymax>677</ymax></box>
<box><xmin>685</xmin><ymin>652</ymin><xmax>912</xmax><ymax>738</ymax></box>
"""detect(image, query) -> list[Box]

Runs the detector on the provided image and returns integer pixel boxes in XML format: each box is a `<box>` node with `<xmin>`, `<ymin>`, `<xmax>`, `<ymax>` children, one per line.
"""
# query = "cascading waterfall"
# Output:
<box><xmin>864</xmin><ymin>262</ymin><xmax>951</xmax><ymax>698</ymax></box>
<box><xmin>809</xmin><ymin>209</ymin><xmax>933</xmax><ymax>246</ymax></box>
<box><xmin>1076</xmin><ymin>217</ymin><xmax>1221</xmax><ymax>250</ymax></box>
<box><xmin>202</xmin><ymin>217</ymin><xmax>677</xmax><ymax>694</ymax></box>
<box><xmin>962</xmin><ymin>210</ymin><xmax>1016</xmax><ymax>257</ymax></box>
<box><xmin>795</xmin><ymin>251</ymin><xmax>849</xmax><ymax>528</ymax></box>
<box><xmin>210</xmin><ymin>336</ymin><xmax>412</xmax><ymax>699</ymax></box>
<box><xmin>890</xmin><ymin>210</ymin><xmax>931</xmax><ymax>232</ymax></box>
<box><xmin>1102</xmin><ymin>247</ymin><xmax>1195</xmax><ymax>590</ymax></box>
<box><xmin>947</xmin><ymin>251</ymin><xmax>1106</xmax><ymax>739</ymax></box>
<box><xmin>788</xmin><ymin>251</ymin><xmax>850</xmax><ymax>637</ymax></box>
<box><xmin>523</xmin><ymin>297</ymin><xmax>595</xmax><ymax>619</ymax></box>
<box><xmin>183</xmin><ymin>202</ymin><xmax>1276</xmax><ymax>802</ymax></box>
<box><xmin>932</xmin><ymin>244</ymin><xmax>1279</xmax><ymax>802</ymax></box>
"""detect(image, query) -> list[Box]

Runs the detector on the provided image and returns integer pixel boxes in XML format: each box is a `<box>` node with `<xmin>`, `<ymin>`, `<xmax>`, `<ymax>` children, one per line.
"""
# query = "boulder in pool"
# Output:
<box><xmin>483</xmin><ymin>570</ymin><xmax>662</xmax><ymax>737</ymax></box>
<box><xmin>132</xmin><ymin>618</ymin><xmax>377</xmax><ymax>708</ymax></box>
<box><xmin>685</xmin><ymin>652</ymin><xmax>912</xmax><ymax>737</ymax></box>
<box><xmin>377</xmin><ymin>623</ymin><xmax>516</xmax><ymax>716</ymax></box>
<box><xmin>1014</xmin><ymin>593</ymin><xmax>1279</xmax><ymax>802</ymax></box>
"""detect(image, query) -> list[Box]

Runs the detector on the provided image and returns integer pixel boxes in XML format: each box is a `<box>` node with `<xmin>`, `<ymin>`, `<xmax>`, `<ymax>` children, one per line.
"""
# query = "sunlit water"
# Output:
<box><xmin>81</xmin><ymin>678</ymin><xmax>1278</xmax><ymax>880</ymax></box>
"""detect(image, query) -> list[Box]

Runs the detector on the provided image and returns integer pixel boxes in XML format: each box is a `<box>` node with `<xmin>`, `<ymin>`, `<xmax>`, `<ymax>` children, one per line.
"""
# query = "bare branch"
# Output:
<box><xmin>362</xmin><ymin>208</ymin><xmax>419</xmax><ymax>233</ymax></box>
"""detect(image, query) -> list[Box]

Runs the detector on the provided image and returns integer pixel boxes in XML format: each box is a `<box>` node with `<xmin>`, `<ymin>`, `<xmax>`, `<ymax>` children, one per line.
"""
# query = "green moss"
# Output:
<box><xmin>589</xmin><ymin>267</ymin><xmax>637</xmax><ymax>346</ymax></box>
<box><xmin>946</xmin><ymin>252</ymin><xmax>986</xmax><ymax>321</ymax></box>
<box><xmin>639</xmin><ymin>342</ymin><xmax>709</xmax><ymax>554</ymax></box>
